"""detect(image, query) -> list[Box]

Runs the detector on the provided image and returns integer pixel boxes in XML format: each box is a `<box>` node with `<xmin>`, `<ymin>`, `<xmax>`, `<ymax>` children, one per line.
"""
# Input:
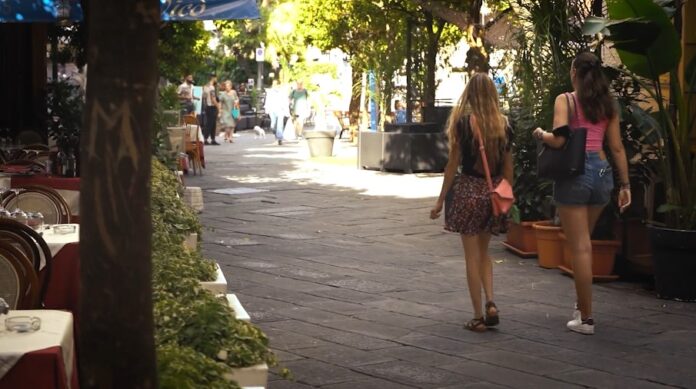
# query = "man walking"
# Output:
<box><xmin>177</xmin><ymin>74</ymin><xmax>197</xmax><ymax>115</ymax></box>
<box><xmin>265</xmin><ymin>80</ymin><xmax>289</xmax><ymax>145</ymax></box>
<box><xmin>202</xmin><ymin>74</ymin><xmax>220</xmax><ymax>145</ymax></box>
<box><xmin>289</xmin><ymin>81</ymin><xmax>310</xmax><ymax>139</ymax></box>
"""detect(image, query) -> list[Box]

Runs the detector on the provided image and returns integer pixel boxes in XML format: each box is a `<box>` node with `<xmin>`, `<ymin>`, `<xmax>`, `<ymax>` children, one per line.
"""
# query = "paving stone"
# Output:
<box><xmin>292</xmin><ymin>344</ymin><xmax>395</xmax><ymax>367</ymax></box>
<box><xmin>280</xmin><ymin>360</ymin><xmax>357</xmax><ymax>387</ymax></box>
<box><xmin>320</xmin><ymin>378</ymin><xmax>416</xmax><ymax>389</ymax></box>
<box><xmin>270</xmin><ymin>320</ymin><xmax>399</xmax><ymax>351</ymax></box>
<box><xmin>355</xmin><ymin>360</ymin><xmax>474</xmax><ymax>387</ymax></box>
<box><xmin>546</xmin><ymin>368</ymin><xmax>675</xmax><ymax>389</ymax></box>
<box><xmin>193</xmin><ymin>137</ymin><xmax>696</xmax><ymax>389</ymax></box>
<box><xmin>440</xmin><ymin>360</ymin><xmax>582</xmax><ymax>389</ymax></box>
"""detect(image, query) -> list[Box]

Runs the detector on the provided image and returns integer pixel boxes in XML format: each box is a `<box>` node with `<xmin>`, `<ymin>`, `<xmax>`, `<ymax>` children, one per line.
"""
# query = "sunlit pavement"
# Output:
<box><xmin>186</xmin><ymin>131</ymin><xmax>696</xmax><ymax>389</ymax></box>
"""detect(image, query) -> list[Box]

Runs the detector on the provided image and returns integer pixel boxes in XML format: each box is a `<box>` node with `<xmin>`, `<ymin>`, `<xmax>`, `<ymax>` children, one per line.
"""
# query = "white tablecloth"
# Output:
<box><xmin>42</xmin><ymin>224</ymin><xmax>80</xmax><ymax>258</ymax></box>
<box><xmin>0</xmin><ymin>310</ymin><xmax>74</xmax><ymax>384</ymax></box>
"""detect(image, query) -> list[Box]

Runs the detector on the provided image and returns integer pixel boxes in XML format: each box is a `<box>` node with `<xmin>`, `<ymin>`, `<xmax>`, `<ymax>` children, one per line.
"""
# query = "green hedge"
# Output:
<box><xmin>151</xmin><ymin>158</ymin><xmax>279</xmax><ymax>388</ymax></box>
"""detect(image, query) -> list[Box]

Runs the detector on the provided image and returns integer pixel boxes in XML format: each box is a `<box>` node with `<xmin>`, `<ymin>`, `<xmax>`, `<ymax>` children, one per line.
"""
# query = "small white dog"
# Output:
<box><xmin>253</xmin><ymin>126</ymin><xmax>266</xmax><ymax>139</ymax></box>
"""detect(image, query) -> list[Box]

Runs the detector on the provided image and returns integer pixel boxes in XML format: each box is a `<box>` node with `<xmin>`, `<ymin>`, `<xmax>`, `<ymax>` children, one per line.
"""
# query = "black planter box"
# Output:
<box><xmin>649</xmin><ymin>225</ymin><xmax>696</xmax><ymax>301</ymax></box>
<box><xmin>359</xmin><ymin>124</ymin><xmax>448</xmax><ymax>173</ymax></box>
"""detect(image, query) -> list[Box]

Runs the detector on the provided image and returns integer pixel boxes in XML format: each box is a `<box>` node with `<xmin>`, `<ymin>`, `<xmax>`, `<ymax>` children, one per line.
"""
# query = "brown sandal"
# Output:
<box><xmin>485</xmin><ymin>301</ymin><xmax>499</xmax><ymax>327</ymax></box>
<box><xmin>464</xmin><ymin>317</ymin><xmax>487</xmax><ymax>332</ymax></box>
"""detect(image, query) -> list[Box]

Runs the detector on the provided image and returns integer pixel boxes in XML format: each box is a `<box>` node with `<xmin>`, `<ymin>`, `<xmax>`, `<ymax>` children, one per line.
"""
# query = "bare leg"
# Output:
<box><xmin>477</xmin><ymin>233</ymin><xmax>494</xmax><ymax>303</ymax></box>
<box><xmin>558</xmin><ymin>206</ymin><xmax>598</xmax><ymax>319</ymax></box>
<box><xmin>461</xmin><ymin>234</ymin><xmax>484</xmax><ymax>318</ymax></box>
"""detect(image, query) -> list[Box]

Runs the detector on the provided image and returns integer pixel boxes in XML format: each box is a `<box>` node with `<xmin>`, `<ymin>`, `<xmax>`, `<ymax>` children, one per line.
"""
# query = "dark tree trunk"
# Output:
<box><xmin>79</xmin><ymin>0</ymin><xmax>159</xmax><ymax>388</ymax></box>
<box><xmin>423</xmin><ymin>14</ymin><xmax>444</xmax><ymax>109</ymax></box>
<box><xmin>349</xmin><ymin>66</ymin><xmax>361</xmax><ymax>127</ymax></box>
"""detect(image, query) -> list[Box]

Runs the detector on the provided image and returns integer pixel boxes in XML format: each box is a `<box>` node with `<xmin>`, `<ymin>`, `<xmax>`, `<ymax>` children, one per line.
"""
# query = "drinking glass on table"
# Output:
<box><xmin>0</xmin><ymin>187</ymin><xmax>9</xmax><ymax>218</ymax></box>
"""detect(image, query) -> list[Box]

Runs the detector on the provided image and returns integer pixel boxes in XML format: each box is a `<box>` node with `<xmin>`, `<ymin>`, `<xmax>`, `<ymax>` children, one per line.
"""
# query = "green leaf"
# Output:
<box><xmin>657</xmin><ymin>203</ymin><xmax>683</xmax><ymax>213</ymax></box>
<box><xmin>582</xmin><ymin>16</ymin><xmax>610</xmax><ymax>36</ymax></box>
<box><xmin>606</xmin><ymin>0</ymin><xmax>681</xmax><ymax>78</ymax></box>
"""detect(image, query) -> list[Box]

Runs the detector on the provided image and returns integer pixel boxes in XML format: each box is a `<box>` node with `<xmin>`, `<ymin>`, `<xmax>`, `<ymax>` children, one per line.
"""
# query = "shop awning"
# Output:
<box><xmin>0</xmin><ymin>0</ymin><xmax>259</xmax><ymax>23</ymax></box>
<box><xmin>0</xmin><ymin>0</ymin><xmax>83</xmax><ymax>23</ymax></box>
<box><xmin>162</xmin><ymin>0</ymin><xmax>260</xmax><ymax>21</ymax></box>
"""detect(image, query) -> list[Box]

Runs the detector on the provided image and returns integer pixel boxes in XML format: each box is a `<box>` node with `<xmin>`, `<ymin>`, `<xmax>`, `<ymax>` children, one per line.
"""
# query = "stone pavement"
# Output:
<box><xmin>186</xmin><ymin>133</ymin><xmax>696</xmax><ymax>389</ymax></box>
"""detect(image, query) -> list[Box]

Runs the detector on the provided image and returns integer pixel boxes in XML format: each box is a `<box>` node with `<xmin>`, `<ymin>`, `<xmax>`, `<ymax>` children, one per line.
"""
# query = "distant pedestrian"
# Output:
<box><xmin>532</xmin><ymin>52</ymin><xmax>631</xmax><ymax>335</ymax></box>
<box><xmin>202</xmin><ymin>74</ymin><xmax>220</xmax><ymax>145</ymax></box>
<box><xmin>219</xmin><ymin>80</ymin><xmax>239</xmax><ymax>143</ymax></box>
<box><xmin>395</xmin><ymin>100</ymin><xmax>407</xmax><ymax>124</ymax></box>
<box><xmin>177</xmin><ymin>74</ymin><xmax>198</xmax><ymax>115</ymax></box>
<box><xmin>289</xmin><ymin>81</ymin><xmax>310</xmax><ymax>138</ymax></box>
<box><xmin>430</xmin><ymin>73</ymin><xmax>514</xmax><ymax>332</ymax></box>
<box><xmin>265</xmin><ymin>80</ymin><xmax>289</xmax><ymax>145</ymax></box>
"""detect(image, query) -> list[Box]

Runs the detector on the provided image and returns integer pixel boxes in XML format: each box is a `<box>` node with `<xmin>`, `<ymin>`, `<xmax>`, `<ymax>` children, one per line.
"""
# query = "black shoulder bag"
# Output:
<box><xmin>537</xmin><ymin>93</ymin><xmax>587</xmax><ymax>180</ymax></box>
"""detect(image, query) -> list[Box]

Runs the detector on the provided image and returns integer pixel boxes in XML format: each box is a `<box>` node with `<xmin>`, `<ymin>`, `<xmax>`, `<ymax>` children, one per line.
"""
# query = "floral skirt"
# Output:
<box><xmin>445</xmin><ymin>174</ymin><xmax>508</xmax><ymax>235</ymax></box>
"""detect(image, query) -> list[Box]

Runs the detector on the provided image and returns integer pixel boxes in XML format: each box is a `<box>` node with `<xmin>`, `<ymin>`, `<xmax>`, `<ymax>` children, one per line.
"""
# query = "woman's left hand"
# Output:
<box><xmin>619</xmin><ymin>188</ymin><xmax>632</xmax><ymax>213</ymax></box>
<box><xmin>430</xmin><ymin>200</ymin><xmax>443</xmax><ymax>220</ymax></box>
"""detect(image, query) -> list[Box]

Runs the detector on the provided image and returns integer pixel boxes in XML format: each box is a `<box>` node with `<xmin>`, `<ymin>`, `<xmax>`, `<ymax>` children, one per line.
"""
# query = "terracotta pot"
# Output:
<box><xmin>560</xmin><ymin>233</ymin><xmax>620</xmax><ymax>277</ymax></box>
<box><xmin>533</xmin><ymin>221</ymin><xmax>564</xmax><ymax>269</ymax></box>
<box><xmin>504</xmin><ymin>220</ymin><xmax>546</xmax><ymax>257</ymax></box>
<box><xmin>620</xmin><ymin>218</ymin><xmax>654</xmax><ymax>276</ymax></box>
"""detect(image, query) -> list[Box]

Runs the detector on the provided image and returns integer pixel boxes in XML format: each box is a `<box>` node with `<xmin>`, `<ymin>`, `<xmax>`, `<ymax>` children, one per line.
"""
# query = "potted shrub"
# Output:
<box><xmin>533</xmin><ymin>218</ymin><xmax>564</xmax><ymax>269</ymax></box>
<box><xmin>46</xmin><ymin>80</ymin><xmax>83</xmax><ymax>177</ymax></box>
<box><xmin>585</xmin><ymin>0</ymin><xmax>696</xmax><ymax>299</ymax></box>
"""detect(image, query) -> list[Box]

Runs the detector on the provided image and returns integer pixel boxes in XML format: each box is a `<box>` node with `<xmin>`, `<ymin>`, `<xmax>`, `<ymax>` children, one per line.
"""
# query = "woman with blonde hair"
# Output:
<box><xmin>219</xmin><ymin>80</ymin><xmax>239</xmax><ymax>143</ymax></box>
<box><xmin>533</xmin><ymin>52</ymin><xmax>631</xmax><ymax>335</ymax></box>
<box><xmin>431</xmin><ymin>73</ymin><xmax>514</xmax><ymax>332</ymax></box>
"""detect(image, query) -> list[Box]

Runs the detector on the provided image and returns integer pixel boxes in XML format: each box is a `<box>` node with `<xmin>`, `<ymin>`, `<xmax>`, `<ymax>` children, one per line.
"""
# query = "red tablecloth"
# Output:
<box><xmin>0</xmin><ymin>346</ymin><xmax>79</xmax><ymax>389</ymax></box>
<box><xmin>42</xmin><ymin>243</ymin><xmax>81</xmax><ymax>333</ymax></box>
<box><xmin>11</xmin><ymin>175</ymin><xmax>80</xmax><ymax>191</ymax></box>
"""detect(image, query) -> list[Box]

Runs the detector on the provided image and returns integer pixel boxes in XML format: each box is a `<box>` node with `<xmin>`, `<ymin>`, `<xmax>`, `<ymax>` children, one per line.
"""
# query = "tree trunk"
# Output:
<box><xmin>79</xmin><ymin>0</ymin><xmax>159</xmax><ymax>388</ymax></box>
<box><xmin>424</xmin><ymin>14</ymin><xmax>445</xmax><ymax>110</ymax></box>
<box><xmin>348</xmin><ymin>66</ymin><xmax>362</xmax><ymax>128</ymax></box>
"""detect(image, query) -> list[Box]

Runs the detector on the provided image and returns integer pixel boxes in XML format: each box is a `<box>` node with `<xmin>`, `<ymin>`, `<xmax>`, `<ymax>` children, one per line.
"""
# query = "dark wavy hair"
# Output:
<box><xmin>573</xmin><ymin>52</ymin><xmax>615</xmax><ymax>123</ymax></box>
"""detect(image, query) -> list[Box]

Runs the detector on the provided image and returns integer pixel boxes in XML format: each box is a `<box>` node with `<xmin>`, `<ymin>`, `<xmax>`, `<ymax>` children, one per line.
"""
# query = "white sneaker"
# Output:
<box><xmin>567</xmin><ymin>317</ymin><xmax>595</xmax><ymax>335</ymax></box>
<box><xmin>572</xmin><ymin>303</ymin><xmax>580</xmax><ymax>321</ymax></box>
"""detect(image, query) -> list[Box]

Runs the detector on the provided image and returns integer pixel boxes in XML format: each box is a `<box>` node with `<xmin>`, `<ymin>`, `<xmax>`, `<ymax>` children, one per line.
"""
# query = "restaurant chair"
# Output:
<box><xmin>182</xmin><ymin>115</ymin><xmax>204</xmax><ymax>175</ymax></box>
<box><xmin>0</xmin><ymin>240</ymin><xmax>40</xmax><ymax>309</ymax></box>
<box><xmin>0</xmin><ymin>219</ymin><xmax>53</xmax><ymax>305</ymax></box>
<box><xmin>3</xmin><ymin>185</ymin><xmax>72</xmax><ymax>224</ymax></box>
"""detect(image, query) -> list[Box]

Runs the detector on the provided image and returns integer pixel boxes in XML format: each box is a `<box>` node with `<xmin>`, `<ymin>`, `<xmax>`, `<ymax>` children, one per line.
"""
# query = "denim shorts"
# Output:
<box><xmin>553</xmin><ymin>151</ymin><xmax>614</xmax><ymax>206</ymax></box>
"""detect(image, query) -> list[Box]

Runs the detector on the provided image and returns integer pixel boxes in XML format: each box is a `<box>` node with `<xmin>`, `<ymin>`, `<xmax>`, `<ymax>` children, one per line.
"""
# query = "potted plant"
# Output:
<box><xmin>46</xmin><ymin>80</ymin><xmax>83</xmax><ymax>177</ymax></box>
<box><xmin>585</xmin><ymin>0</ymin><xmax>696</xmax><ymax>299</ymax></box>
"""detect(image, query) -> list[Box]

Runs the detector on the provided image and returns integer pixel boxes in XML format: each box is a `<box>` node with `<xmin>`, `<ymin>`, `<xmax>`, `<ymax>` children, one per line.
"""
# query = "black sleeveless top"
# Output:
<box><xmin>457</xmin><ymin>115</ymin><xmax>513</xmax><ymax>178</ymax></box>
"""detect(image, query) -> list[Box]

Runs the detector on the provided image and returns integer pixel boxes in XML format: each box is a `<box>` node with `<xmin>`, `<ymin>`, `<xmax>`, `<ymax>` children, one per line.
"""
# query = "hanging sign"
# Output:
<box><xmin>162</xmin><ymin>0</ymin><xmax>260</xmax><ymax>21</ymax></box>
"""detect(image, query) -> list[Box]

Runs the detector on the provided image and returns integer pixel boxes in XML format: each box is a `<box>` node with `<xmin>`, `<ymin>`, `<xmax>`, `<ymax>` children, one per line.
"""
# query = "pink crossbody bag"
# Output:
<box><xmin>470</xmin><ymin>115</ymin><xmax>514</xmax><ymax>216</ymax></box>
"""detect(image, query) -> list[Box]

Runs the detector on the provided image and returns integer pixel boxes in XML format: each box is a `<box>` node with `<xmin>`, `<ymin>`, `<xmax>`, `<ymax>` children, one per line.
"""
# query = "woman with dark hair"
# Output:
<box><xmin>431</xmin><ymin>73</ymin><xmax>514</xmax><ymax>332</ymax></box>
<box><xmin>533</xmin><ymin>52</ymin><xmax>631</xmax><ymax>335</ymax></box>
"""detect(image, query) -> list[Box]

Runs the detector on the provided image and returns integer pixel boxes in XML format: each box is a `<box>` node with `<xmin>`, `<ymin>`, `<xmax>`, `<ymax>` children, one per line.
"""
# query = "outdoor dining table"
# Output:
<box><xmin>0</xmin><ymin>310</ymin><xmax>79</xmax><ymax>389</ymax></box>
<box><xmin>40</xmin><ymin>224</ymin><xmax>81</xmax><ymax>333</ymax></box>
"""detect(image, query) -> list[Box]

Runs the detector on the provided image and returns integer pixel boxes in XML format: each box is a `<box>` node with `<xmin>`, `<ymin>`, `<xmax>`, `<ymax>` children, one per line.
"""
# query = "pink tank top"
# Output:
<box><xmin>569</xmin><ymin>93</ymin><xmax>608</xmax><ymax>152</ymax></box>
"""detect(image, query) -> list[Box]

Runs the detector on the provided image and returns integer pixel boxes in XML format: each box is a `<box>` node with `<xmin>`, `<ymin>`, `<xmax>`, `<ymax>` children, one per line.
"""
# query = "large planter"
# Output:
<box><xmin>304</xmin><ymin>130</ymin><xmax>336</xmax><ymax>157</ymax></box>
<box><xmin>533</xmin><ymin>221</ymin><xmax>564</xmax><ymax>269</ymax></box>
<box><xmin>200</xmin><ymin>263</ymin><xmax>227</xmax><ymax>295</ymax></box>
<box><xmin>649</xmin><ymin>225</ymin><xmax>696</xmax><ymax>301</ymax></box>
<box><xmin>559</xmin><ymin>233</ymin><xmax>620</xmax><ymax>281</ymax></box>
<box><xmin>228</xmin><ymin>363</ymin><xmax>268</xmax><ymax>388</ymax></box>
<box><xmin>358</xmin><ymin>125</ymin><xmax>448</xmax><ymax>173</ymax></box>
<box><xmin>618</xmin><ymin>218</ymin><xmax>654</xmax><ymax>276</ymax></box>
<box><xmin>503</xmin><ymin>220</ymin><xmax>546</xmax><ymax>257</ymax></box>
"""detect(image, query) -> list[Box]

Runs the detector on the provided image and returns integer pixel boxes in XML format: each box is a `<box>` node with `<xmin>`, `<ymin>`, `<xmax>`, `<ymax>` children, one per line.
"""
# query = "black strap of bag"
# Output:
<box><xmin>536</xmin><ymin>93</ymin><xmax>587</xmax><ymax>180</ymax></box>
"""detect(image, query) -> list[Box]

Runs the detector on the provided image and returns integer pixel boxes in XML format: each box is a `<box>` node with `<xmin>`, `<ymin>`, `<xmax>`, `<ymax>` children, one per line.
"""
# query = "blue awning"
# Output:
<box><xmin>0</xmin><ymin>0</ymin><xmax>83</xmax><ymax>23</ymax></box>
<box><xmin>0</xmin><ymin>0</ymin><xmax>259</xmax><ymax>23</ymax></box>
<box><xmin>162</xmin><ymin>0</ymin><xmax>260</xmax><ymax>21</ymax></box>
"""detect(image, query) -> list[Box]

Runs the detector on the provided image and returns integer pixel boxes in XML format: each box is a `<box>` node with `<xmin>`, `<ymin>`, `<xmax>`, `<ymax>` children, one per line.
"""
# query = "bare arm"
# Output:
<box><xmin>532</xmin><ymin>94</ymin><xmax>571</xmax><ymax>149</ymax></box>
<box><xmin>606</xmin><ymin>113</ymin><xmax>632</xmax><ymax>212</ymax></box>
<box><xmin>431</xmin><ymin>143</ymin><xmax>460</xmax><ymax>219</ymax></box>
